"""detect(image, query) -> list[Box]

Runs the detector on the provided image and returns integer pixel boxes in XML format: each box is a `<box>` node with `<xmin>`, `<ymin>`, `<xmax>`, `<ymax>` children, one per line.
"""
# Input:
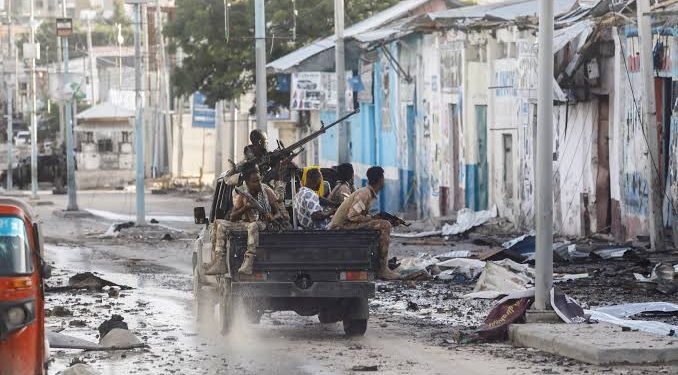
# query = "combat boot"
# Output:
<box><xmin>378</xmin><ymin>259</ymin><xmax>401</xmax><ymax>280</ymax></box>
<box><xmin>204</xmin><ymin>254</ymin><xmax>227</xmax><ymax>275</ymax></box>
<box><xmin>238</xmin><ymin>252</ymin><xmax>255</xmax><ymax>275</ymax></box>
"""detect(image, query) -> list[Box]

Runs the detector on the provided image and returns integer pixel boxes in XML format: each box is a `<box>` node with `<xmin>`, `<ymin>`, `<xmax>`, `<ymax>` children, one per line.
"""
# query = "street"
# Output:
<box><xmin>29</xmin><ymin>191</ymin><xmax>676</xmax><ymax>375</ymax></box>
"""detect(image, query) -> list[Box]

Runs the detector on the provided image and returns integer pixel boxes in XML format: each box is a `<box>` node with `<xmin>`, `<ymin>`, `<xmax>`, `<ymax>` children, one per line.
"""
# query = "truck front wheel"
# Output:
<box><xmin>343</xmin><ymin>319</ymin><xmax>367</xmax><ymax>336</ymax></box>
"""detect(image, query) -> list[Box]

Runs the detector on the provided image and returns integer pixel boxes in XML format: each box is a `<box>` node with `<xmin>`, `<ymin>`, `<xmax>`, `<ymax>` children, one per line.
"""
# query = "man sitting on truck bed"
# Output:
<box><xmin>294</xmin><ymin>168</ymin><xmax>335</xmax><ymax>229</ymax></box>
<box><xmin>329</xmin><ymin>167</ymin><xmax>401</xmax><ymax>280</ymax></box>
<box><xmin>328</xmin><ymin>163</ymin><xmax>355</xmax><ymax>206</ymax></box>
<box><xmin>205</xmin><ymin>167</ymin><xmax>285</xmax><ymax>276</ymax></box>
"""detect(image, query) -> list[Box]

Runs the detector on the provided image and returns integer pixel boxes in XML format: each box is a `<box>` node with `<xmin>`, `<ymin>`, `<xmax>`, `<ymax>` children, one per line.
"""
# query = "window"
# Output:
<box><xmin>85</xmin><ymin>132</ymin><xmax>94</xmax><ymax>143</ymax></box>
<box><xmin>0</xmin><ymin>216</ymin><xmax>33</xmax><ymax>275</ymax></box>
<box><xmin>98</xmin><ymin>139</ymin><xmax>113</xmax><ymax>153</ymax></box>
<box><xmin>122</xmin><ymin>131</ymin><xmax>130</xmax><ymax>143</ymax></box>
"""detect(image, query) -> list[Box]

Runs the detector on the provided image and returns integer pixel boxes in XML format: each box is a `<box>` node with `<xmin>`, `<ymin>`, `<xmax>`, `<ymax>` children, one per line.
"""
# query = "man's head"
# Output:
<box><xmin>366</xmin><ymin>166</ymin><xmax>385</xmax><ymax>192</ymax></box>
<box><xmin>336</xmin><ymin>163</ymin><xmax>354</xmax><ymax>183</ymax></box>
<box><xmin>243</xmin><ymin>167</ymin><xmax>262</xmax><ymax>193</ymax></box>
<box><xmin>249</xmin><ymin>129</ymin><xmax>268</xmax><ymax>152</ymax></box>
<box><xmin>304</xmin><ymin>168</ymin><xmax>322</xmax><ymax>191</ymax></box>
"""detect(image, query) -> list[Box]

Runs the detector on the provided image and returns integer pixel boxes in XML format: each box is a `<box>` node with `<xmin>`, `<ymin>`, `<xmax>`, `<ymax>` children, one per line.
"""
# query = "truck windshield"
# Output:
<box><xmin>0</xmin><ymin>216</ymin><xmax>33</xmax><ymax>275</ymax></box>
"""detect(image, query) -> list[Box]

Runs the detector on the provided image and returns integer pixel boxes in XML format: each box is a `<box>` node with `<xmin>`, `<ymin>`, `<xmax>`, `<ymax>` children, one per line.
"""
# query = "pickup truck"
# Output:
<box><xmin>192</xmin><ymin>176</ymin><xmax>380</xmax><ymax>336</ymax></box>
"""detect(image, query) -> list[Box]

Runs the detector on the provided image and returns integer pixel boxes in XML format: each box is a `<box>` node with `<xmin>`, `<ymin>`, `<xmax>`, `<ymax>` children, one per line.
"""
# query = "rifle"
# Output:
<box><xmin>226</xmin><ymin>108</ymin><xmax>360</xmax><ymax>179</ymax></box>
<box><xmin>374</xmin><ymin>212</ymin><xmax>411</xmax><ymax>227</ymax></box>
<box><xmin>234</xmin><ymin>186</ymin><xmax>267</xmax><ymax>214</ymax></box>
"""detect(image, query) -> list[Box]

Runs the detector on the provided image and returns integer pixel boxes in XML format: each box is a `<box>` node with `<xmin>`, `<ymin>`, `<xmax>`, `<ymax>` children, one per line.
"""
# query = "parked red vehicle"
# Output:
<box><xmin>0</xmin><ymin>198</ymin><xmax>50</xmax><ymax>375</ymax></box>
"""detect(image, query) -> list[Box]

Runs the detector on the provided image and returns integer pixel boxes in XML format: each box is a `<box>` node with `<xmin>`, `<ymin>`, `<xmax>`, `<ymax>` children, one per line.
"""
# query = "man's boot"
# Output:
<box><xmin>238</xmin><ymin>252</ymin><xmax>255</xmax><ymax>275</ymax></box>
<box><xmin>204</xmin><ymin>254</ymin><xmax>227</xmax><ymax>275</ymax></box>
<box><xmin>378</xmin><ymin>259</ymin><xmax>401</xmax><ymax>280</ymax></box>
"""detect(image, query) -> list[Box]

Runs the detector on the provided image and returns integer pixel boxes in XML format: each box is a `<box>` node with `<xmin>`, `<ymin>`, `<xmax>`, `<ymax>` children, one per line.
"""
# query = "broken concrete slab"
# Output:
<box><xmin>57</xmin><ymin>364</ymin><xmax>100</xmax><ymax>375</ymax></box>
<box><xmin>47</xmin><ymin>331</ymin><xmax>101</xmax><ymax>350</ymax></box>
<box><xmin>509</xmin><ymin>323</ymin><xmax>678</xmax><ymax>365</ymax></box>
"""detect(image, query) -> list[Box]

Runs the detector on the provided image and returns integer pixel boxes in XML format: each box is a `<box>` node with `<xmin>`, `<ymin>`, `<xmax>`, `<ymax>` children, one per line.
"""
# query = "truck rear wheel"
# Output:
<box><xmin>343</xmin><ymin>319</ymin><xmax>367</xmax><ymax>336</ymax></box>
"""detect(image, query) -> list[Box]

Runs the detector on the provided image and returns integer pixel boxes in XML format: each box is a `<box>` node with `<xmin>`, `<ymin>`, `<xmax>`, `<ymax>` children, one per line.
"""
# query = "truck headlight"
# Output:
<box><xmin>7</xmin><ymin>307</ymin><xmax>26</xmax><ymax>326</ymax></box>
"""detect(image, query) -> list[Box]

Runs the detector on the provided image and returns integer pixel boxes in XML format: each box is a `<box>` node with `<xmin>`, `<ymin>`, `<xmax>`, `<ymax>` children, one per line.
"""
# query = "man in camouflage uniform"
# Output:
<box><xmin>329</xmin><ymin>166</ymin><xmax>400</xmax><ymax>280</ymax></box>
<box><xmin>328</xmin><ymin>163</ymin><xmax>355</xmax><ymax>206</ymax></box>
<box><xmin>205</xmin><ymin>168</ymin><xmax>286</xmax><ymax>275</ymax></box>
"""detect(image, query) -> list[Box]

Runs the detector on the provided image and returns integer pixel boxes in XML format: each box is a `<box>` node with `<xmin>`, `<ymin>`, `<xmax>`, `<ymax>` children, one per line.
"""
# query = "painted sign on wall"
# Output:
<box><xmin>192</xmin><ymin>92</ymin><xmax>216</xmax><ymax>128</ymax></box>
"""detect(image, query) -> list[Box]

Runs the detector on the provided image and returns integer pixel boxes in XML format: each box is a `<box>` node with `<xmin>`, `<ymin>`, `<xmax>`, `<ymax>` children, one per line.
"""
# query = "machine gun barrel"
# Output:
<box><xmin>283</xmin><ymin>108</ymin><xmax>359</xmax><ymax>152</ymax></box>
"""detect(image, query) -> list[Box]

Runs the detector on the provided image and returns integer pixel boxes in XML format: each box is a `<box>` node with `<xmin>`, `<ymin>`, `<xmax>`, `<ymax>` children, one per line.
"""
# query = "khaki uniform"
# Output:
<box><xmin>328</xmin><ymin>181</ymin><xmax>354</xmax><ymax>206</ymax></box>
<box><xmin>329</xmin><ymin>186</ymin><xmax>392</xmax><ymax>265</ymax></box>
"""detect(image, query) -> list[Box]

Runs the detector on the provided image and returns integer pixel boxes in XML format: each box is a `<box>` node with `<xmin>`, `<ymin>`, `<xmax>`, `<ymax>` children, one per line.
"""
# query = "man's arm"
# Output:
<box><xmin>346</xmin><ymin>192</ymin><xmax>371</xmax><ymax>223</ymax></box>
<box><xmin>229</xmin><ymin>195</ymin><xmax>251</xmax><ymax>221</ymax></box>
<box><xmin>265</xmin><ymin>187</ymin><xmax>280</xmax><ymax>218</ymax></box>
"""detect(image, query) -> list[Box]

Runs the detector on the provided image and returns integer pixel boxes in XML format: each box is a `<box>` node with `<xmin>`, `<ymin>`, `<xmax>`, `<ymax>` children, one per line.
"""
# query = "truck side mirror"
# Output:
<box><xmin>194</xmin><ymin>207</ymin><xmax>208</xmax><ymax>225</ymax></box>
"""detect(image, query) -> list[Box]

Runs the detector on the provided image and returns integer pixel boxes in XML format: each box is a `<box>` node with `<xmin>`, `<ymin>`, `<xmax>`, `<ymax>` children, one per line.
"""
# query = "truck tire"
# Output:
<box><xmin>343</xmin><ymin>319</ymin><xmax>367</xmax><ymax>336</ymax></box>
<box><xmin>217</xmin><ymin>278</ymin><xmax>236</xmax><ymax>335</ymax></box>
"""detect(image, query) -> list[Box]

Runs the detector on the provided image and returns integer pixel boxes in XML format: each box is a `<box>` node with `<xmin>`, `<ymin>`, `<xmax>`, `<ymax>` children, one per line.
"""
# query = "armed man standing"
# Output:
<box><xmin>329</xmin><ymin>166</ymin><xmax>401</xmax><ymax>280</ymax></box>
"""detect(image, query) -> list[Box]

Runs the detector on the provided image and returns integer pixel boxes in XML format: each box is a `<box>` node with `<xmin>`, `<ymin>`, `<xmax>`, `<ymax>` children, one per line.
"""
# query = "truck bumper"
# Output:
<box><xmin>231</xmin><ymin>281</ymin><xmax>375</xmax><ymax>298</ymax></box>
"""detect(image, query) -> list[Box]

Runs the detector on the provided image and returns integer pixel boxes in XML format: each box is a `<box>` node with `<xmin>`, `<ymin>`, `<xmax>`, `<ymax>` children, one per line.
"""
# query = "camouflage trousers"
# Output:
<box><xmin>212</xmin><ymin>220</ymin><xmax>267</xmax><ymax>262</ymax></box>
<box><xmin>334</xmin><ymin>219</ymin><xmax>392</xmax><ymax>261</ymax></box>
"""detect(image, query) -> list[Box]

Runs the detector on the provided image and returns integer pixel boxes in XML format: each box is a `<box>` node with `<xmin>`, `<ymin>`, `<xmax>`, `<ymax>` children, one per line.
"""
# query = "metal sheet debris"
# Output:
<box><xmin>441</xmin><ymin>206</ymin><xmax>497</xmax><ymax>236</ymax></box>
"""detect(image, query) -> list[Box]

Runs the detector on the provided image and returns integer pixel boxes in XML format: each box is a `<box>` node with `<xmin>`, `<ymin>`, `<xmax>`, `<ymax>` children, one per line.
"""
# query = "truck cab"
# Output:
<box><xmin>0</xmin><ymin>198</ymin><xmax>50</xmax><ymax>375</ymax></box>
<box><xmin>193</xmin><ymin>176</ymin><xmax>379</xmax><ymax>336</ymax></box>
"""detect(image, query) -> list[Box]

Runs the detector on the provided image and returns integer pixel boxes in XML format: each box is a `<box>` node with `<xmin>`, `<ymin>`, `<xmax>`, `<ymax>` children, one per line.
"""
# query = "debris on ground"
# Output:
<box><xmin>435</xmin><ymin>250</ymin><xmax>472</xmax><ymax>260</ymax></box>
<box><xmin>590</xmin><ymin>247</ymin><xmax>636</xmax><ymax>260</ymax></box>
<box><xmin>56</xmin><ymin>363</ymin><xmax>100</xmax><ymax>375</ymax></box>
<box><xmin>161</xmin><ymin>233</ymin><xmax>173</xmax><ymax>241</ymax></box>
<box><xmin>47</xmin><ymin>331</ymin><xmax>101</xmax><ymax>350</ymax></box>
<box><xmin>592</xmin><ymin>302</ymin><xmax>678</xmax><ymax>319</ymax></box>
<box><xmin>150</xmin><ymin>218</ymin><xmax>159</xmax><ymax>224</ymax></box>
<box><xmin>441</xmin><ymin>206</ymin><xmax>497</xmax><ymax>236</ymax></box>
<box><xmin>351</xmin><ymin>365</ymin><xmax>378</xmax><ymax>371</ymax></box>
<box><xmin>436</xmin><ymin>259</ymin><xmax>486</xmax><ymax>282</ymax></box>
<box><xmin>98</xmin><ymin>315</ymin><xmax>129</xmax><ymax>338</ymax></box>
<box><xmin>68</xmin><ymin>320</ymin><xmax>88</xmax><ymax>327</ymax></box>
<box><xmin>99</xmin><ymin>328</ymin><xmax>143</xmax><ymax>348</ymax></box>
<box><xmin>473</xmin><ymin>259</ymin><xmax>534</xmax><ymax>294</ymax></box>
<box><xmin>586</xmin><ymin>309</ymin><xmax>678</xmax><ymax>337</ymax></box>
<box><xmin>99</xmin><ymin>221</ymin><xmax>136</xmax><ymax>238</ymax></box>
<box><xmin>51</xmin><ymin>306</ymin><xmax>73</xmax><ymax>317</ymax></box>
<box><xmin>551</xmin><ymin>287</ymin><xmax>586</xmax><ymax>323</ymax></box>
<box><xmin>63</xmin><ymin>272</ymin><xmax>132</xmax><ymax>291</ymax></box>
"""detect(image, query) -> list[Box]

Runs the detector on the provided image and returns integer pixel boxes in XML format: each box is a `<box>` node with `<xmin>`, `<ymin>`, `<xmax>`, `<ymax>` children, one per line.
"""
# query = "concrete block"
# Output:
<box><xmin>509</xmin><ymin>323</ymin><xmax>678</xmax><ymax>365</ymax></box>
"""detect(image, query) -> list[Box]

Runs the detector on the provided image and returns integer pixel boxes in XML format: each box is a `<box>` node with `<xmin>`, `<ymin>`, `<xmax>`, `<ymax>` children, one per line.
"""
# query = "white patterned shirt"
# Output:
<box><xmin>294</xmin><ymin>187</ymin><xmax>329</xmax><ymax>229</ymax></box>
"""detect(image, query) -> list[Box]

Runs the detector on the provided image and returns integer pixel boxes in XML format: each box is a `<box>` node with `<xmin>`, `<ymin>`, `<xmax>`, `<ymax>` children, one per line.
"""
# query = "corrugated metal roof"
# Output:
<box><xmin>267</xmin><ymin>0</ymin><xmax>433</xmax><ymax>73</ymax></box>
<box><xmin>429</xmin><ymin>0</ymin><xmax>578</xmax><ymax>21</ymax></box>
<box><xmin>76</xmin><ymin>102</ymin><xmax>135</xmax><ymax>121</ymax></box>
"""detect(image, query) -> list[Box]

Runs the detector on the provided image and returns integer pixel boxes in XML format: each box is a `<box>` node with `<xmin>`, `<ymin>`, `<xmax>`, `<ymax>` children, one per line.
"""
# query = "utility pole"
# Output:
<box><xmin>155</xmin><ymin>0</ymin><xmax>171</xmax><ymax>175</ymax></box>
<box><xmin>254</xmin><ymin>0</ymin><xmax>267</xmax><ymax>132</ymax></box>
<box><xmin>533</xmin><ymin>0</ymin><xmax>554</xmax><ymax>313</ymax></box>
<box><xmin>214</xmin><ymin>101</ymin><xmax>223</xmax><ymax>178</ymax></box>
<box><xmin>62</xmin><ymin>0</ymin><xmax>78</xmax><ymax>211</ymax></box>
<box><xmin>5</xmin><ymin>0</ymin><xmax>13</xmax><ymax>190</ymax></box>
<box><xmin>637</xmin><ymin>0</ymin><xmax>665</xmax><ymax>252</ymax></box>
<box><xmin>132</xmin><ymin>0</ymin><xmax>146</xmax><ymax>224</ymax></box>
<box><xmin>29</xmin><ymin>0</ymin><xmax>38</xmax><ymax>199</ymax></box>
<box><xmin>85</xmin><ymin>12</ymin><xmax>96</xmax><ymax>105</ymax></box>
<box><xmin>335</xmin><ymin>0</ymin><xmax>349</xmax><ymax>163</ymax></box>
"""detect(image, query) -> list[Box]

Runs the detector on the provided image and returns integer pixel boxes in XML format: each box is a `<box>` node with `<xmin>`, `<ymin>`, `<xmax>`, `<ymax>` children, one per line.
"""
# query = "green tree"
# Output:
<box><xmin>166</xmin><ymin>0</ymin><xmax>399</xmax><ymax>106</ymax></box>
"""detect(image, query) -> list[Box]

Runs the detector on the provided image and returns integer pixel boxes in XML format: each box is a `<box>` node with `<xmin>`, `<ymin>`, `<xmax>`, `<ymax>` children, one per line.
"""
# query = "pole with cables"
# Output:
<box><xmin>5</xmin><ymin>0</ymin><xmax>13</xmax><ymax>190</ymax></box>
<box><xmin>335</xmin><ymin>0</ymin><xmax>349</xmax><ymax>163</ymax></box>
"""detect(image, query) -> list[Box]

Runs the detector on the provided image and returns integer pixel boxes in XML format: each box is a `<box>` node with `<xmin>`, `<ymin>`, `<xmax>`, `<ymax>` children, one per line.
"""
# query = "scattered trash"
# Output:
<box><xmin>463</xmin><ymin>291</ymin><xmax>508</xmax><ymax>299</ymax></box>
<box><xmin>108</xmin><ymin>288</ymin><xmax>120</xmax><ymax>298</ymax></box>
<box><xmin>68</xmin><ymin>320</ymin><xmax>88</xmax><ymax>328</ymax></box>
<box><xmin>436</xmin><ymin>258</ymin><xmax>486</xmax><ymax>280</ymax></box>
<box><xmin>435</xmin><ymin>250</ymin><xmax>472</xmax><ymax>261</ymax></box>
<box><xmin>47</xmin><ymin>331</ymin><xmax>100</xmax><ymax>350</ymax></box>
<box><xmin>99</xmin><ymin>328</ymin><xmax>143</xmax><ymax>348</ymax></box>
<box><xmin>161</xmin><ymin>233</ymin><xmax>173</xmax><ymax>241</ymax></box>
<box><xmin>554</xmin><ymin>273</ymin><xmax>590</xmax><ymax>282</ymax></box>
<box><xmin>150</xmin><ymin>218</ymin><xmax>159</xmax><ymax>224</ymax></box>
<box><xmin>56</xmin><ymin>363</ymin><xmax>100</xmax><ymax>375</ymax></box>
<box><xmin>51</xmin><ymin>306</ymin><xmax>73</xmax><ymax>317</ymax></box>
<box><xmin>635</xmin><ymin>263</ymin><xmax>675</xmax><ymax>283</ymax></box>
<box><xmin>394</xmin><ymin>255</ymin><xmax>438</xmax><ymax>280</ymax></box>
<box><xmin>406</xmin><ymin>301</ymin><xmax>419</xmax><ymax>312</ymax></box>
<box><xmin>473</xmin><ymin>259</ymin><xmax>534</xmax><ymax>293</ymax></box>
<box><xmin>391</xmin><ymin>230</ymin><xmax>442</xmax><ymax>238</ymax></box>
<box><xmin>351</xmin><ymin>365</ymin><xmax>378</xmax><ymax>372</ymax></box>
<box><xmin>590</xmin><ymin>247</ymin><xmax>635</xmax><ymax>260</ymax></box>
<box><xmin>476</xmin><ymin>295</ymin><xmax>533</xmax><ymax>341</ymax></box>
<box><xmin>593</xmin><ymin>302</ymin><xmax>678</xmax><ymax>319</ymax></box>
<box><xmin>499</xmin><ymin>232</ymin><xmax>536</xmax><ymax>261</ymax></box>
<box><xmin>586</xmin><ymin>309</ymin><xmax>678</xmax><ymax>337</ymax></box>
<box><xmin>551</xmin><ymin>286</ymin><xmax>586</xmax><ymax>323</ymax></box>
<box><xmin>98</xmin><ymin>315</ymin><xmax>129</xmax><ymax>338</ymax></box>
<box><xmin>65</xmin><ymin>272</ymin><xmax>132</xmax><ymax>291</ymax></box>
<box><xmin>441</xmin><ymin>206</ymin><xmax>497</xmax><ymax>236</ymax></box>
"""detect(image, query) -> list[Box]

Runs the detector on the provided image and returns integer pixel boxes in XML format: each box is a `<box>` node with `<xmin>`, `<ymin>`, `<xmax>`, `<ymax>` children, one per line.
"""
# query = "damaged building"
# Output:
<box><xmin>267</xmin><ymin>0</ymin><xmax>678</xmax><ymax>243</ymax></box>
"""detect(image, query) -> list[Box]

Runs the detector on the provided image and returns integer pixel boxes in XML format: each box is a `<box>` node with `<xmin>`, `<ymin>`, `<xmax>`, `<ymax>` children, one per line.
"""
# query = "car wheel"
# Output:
<box><xmin>343</xmin><ymin>319</ymin><xmax>367</xmax><ymax>336</ymax></box>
